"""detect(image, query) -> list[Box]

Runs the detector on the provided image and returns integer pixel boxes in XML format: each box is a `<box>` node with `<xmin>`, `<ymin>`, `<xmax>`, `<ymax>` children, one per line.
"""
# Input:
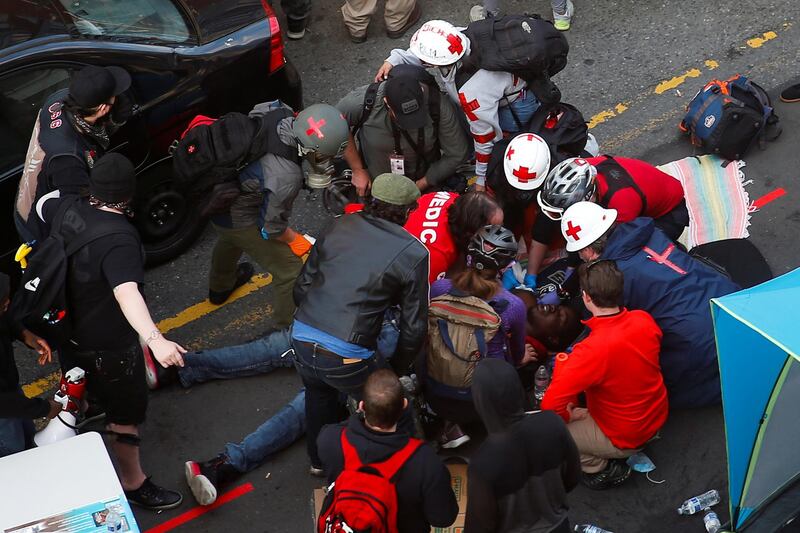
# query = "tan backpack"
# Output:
<box><xmin>426</xmin><ymin>291</ymin><xmax>502</xmax><ymax>389</ymax></box>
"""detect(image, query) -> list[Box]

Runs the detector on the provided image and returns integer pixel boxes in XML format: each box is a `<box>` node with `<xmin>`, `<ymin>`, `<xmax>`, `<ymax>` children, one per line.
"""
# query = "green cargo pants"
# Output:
<box><xmin>208</xmin><ymin>223</ymin><xmax>302</xmax><ymax>328</ymax></box>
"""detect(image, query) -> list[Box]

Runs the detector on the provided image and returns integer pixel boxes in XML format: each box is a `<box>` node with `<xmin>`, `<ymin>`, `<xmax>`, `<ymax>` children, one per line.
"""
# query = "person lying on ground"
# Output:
<box><xmin>541</xmin><ymin>260</ymin><xmax>668</xmax><ymax>490</ymax></box>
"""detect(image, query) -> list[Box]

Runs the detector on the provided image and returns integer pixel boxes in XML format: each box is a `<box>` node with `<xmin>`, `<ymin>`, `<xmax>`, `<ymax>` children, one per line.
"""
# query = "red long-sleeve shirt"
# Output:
<box><xmin>589</xmin><ymin>156</ymin><xmax>685</xmax><ymax>222</ymax></box>
<box><xmin>541</xmin><ymin>308</ymin><xmax>669</xmax><ymax>450</ymax></box>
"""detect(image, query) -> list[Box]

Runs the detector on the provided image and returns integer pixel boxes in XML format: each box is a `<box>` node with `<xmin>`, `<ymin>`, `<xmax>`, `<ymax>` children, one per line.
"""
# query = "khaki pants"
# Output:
<box><xmin>341</xmin><ymin>0</ymin><xmax>416</xmax><ymax>37</ymax></box>
<box><xmin>209</xmin><ymin>223</ymin><xmax>302</xmax><ymax>329</ymax></box>
<box><xmin>567</xmin><ymin>409</ymin><xmax>638</xmax><ymax>473</ymax></box>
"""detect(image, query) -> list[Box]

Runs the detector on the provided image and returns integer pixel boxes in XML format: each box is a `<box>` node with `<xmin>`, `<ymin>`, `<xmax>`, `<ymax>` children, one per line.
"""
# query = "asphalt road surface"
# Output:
<box><xmin>14</xmin><ymin>0</ymin><xmax>800</xmax><ymax>531</ymax></box>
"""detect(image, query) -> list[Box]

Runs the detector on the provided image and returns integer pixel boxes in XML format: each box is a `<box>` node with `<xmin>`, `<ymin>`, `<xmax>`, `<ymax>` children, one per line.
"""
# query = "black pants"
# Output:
<box><xmin>293</xmin><ymin>340</ymin><xmax>385</xmax><ymax>467</ymax></box>
<box><xmin>654</xmin><ymin>199</ymin><xmax>690</xmax><ymax>242</ymax></box>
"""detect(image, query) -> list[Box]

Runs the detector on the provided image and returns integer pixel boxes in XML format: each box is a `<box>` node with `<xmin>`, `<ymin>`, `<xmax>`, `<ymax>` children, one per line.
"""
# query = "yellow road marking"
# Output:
<box><xmin>654</xmin><ymin>68</ymin><xmax>702</xmax><ymax>94</ymax></box>
<box><xmin>22</xmin><ymin>273</ymin><xmax>274</xmax><ymax>397</ymax></box>
<box><xmin>587</xmin><ymin>102</ymin><xmax>630</xmax><ymax>129</ymax></box>
<box><xmin>704</xmin><ymin>60</ymin><xmax>719</xmax><ymax>70</ymax></box>
<box><xmin>746</xmin><ymin>31</ymin><xmax>778</xmax><ymax>48</ymax></box>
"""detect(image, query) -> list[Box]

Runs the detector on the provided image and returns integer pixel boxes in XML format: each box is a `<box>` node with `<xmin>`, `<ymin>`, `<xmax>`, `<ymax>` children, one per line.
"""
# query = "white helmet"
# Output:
<box><xmin>561</xmin><ymin>201</ymin><xmax>618</xmax><ymax>252</ymax></box>
<box><xmin>409</xmin><ymin>20</ymin><xmax>468</xmax><ymax>66</ymax></box>
<box><xmin>503</xmin><ymin>133</ymin><xmax>551</xmax><ymax>191</ymax></box>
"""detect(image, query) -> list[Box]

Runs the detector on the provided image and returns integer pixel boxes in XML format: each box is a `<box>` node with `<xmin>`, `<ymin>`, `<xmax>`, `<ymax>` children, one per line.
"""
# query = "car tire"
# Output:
<box><xmin>133</xmin><ymin>162</ymin><xmax>207</xmax><ymax>266</ymax></box>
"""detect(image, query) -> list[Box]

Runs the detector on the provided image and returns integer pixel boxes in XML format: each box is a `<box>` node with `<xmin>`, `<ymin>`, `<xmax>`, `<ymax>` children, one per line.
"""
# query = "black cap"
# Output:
<box><xmin>68</xmin><ymin>65</ymin><xmax>131</xmax><ymax>108</ymax></box>
<box><xmin>385</xmin><ymin>75</ymin><xmax>427</xmax><ymax>130</ymax></box>
<box><xmin>89</xmin><ymin>153</ymin><xmax>136</xmax><ymax>203</ymax></box>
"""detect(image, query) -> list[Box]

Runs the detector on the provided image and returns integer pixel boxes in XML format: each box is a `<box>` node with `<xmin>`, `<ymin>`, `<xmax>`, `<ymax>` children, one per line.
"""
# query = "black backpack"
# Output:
<box><xmin>527</xmin><ymin>102</ymin><xmax>589</xmax><ymax>161</ymax></box>
<box><xmin>171</xmin><ymin>106</ymin><xmax>297</xmax><ymax>214</ymax></box>
<box><xmin>460</xmin><ymin>14</ymin><xmax>569</xmax><ymax>104</ymax></box>
<box><xmin>13</xmin><ymin>198</ymin><xmax>135</xmax><ymax>345</ymax></box>
<box><xmin>595</xmin><ymin>156</ymin><xmax>648</xmax><ymax>215</ymax></box>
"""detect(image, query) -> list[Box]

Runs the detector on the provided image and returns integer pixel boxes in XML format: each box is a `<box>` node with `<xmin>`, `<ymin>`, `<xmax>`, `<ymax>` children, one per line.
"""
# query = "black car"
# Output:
<box><xmin>0</xmin><ymin>0</ymin><xmax>303</xmax><ymax>269</ymax></box>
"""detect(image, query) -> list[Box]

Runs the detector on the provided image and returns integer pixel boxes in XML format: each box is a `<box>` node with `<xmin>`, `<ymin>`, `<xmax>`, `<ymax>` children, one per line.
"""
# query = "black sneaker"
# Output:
<box><xmin>143</xmin><ymin>345</ymin><xmax>179</xmax><ymax>390</ymax></box>
<box><xmin>581</xmin><ymin>459</ymin><xmax>632</xmax><ymax>490</ymax></box>
<box><xmin>780</xmin><ymin>83</ymin><xmax>800</xmax><ymax>103</ymax></box>
<box><xmin>125</xmin><ymin>477</ymin><xmax>183</xmax><ymax>510</ymax></box>
<box><xmin>208</xmin><ymin>262</ymin><xmax>255</xmax><ymax>305</ymax></box>
<box><xmin>185</xmin><ymin>455</ymin><xmax>241</xmax><ymax>506</ymax></box>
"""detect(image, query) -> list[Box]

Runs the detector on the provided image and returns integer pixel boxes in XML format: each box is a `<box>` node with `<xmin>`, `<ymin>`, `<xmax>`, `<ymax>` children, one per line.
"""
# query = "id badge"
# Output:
<box><xmin>389</xmin><ymin>152</ymin><xmax>405</xmax><ymax>175</ymax></box>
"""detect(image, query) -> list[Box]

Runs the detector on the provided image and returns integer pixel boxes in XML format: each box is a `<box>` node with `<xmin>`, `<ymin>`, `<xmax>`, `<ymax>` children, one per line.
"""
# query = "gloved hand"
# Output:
<box><xmin>110</xmin><ymin>91</ymin><xmax>134</xmax><ymax>124</ymax></box>
<box><xmin>288</xmin><ymin>234</ymin><xmax>313</xmax><ymax>257</ymax></box>
<box><xmin>523</xmin><ymin>273</ymin><xmax>538</xmax><ymax>289</ymax></box>
<box><xmin>502</xmin><ymin>268</ymin><xmax>520</xmax><ymax>290</ymax></box>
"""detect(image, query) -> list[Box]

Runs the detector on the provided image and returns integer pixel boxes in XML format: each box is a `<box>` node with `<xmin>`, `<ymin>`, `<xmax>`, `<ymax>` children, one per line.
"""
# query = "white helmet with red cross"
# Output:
<box><xmin>561</xmin><ymin>201</ymin><xmax>618</xmax><ymax>252</ymax></box>
<box><xmin>409</xmin><ymin>20</ymin><xmax>468</xmax><ymax>66</ymax></box>
<box><xmin>503</xmin><ymin>133</ymin><xmax>551</xmax><ymax>191</ymax></box>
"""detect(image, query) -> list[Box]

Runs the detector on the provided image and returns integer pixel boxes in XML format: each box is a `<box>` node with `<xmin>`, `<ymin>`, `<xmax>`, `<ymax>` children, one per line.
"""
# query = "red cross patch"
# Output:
<box><xmin>506</xmin><ymin>147</ymin><xmax>515</xmax><ymax>160</ymax></box>
<box><xmin>305</xmin><ymin>117</ymin><xmax>326</xmax><ymax>138</ymax></box>
<box><xmin>565</xmin><ymin>220</ymin><xmax>582</xmax><ymax>240</ymax></box>
<box><xmin>512</xmin><ymin>166</ymin><xmax>537</xmax><ymax>183</ymax></box>
<box><xmin>446</xmin><ymin>33</ymin><xmax>463</xmax><ymax>55</ymax></box>
<box><xmin>458</xmin><ymin>92</ymin><xmax>480</xmax><ymax>121</ymax></box>
<box><xmin>187</xmin><ymin>144</ymin><xmax>196</xmax><ymax>154</ymax></box>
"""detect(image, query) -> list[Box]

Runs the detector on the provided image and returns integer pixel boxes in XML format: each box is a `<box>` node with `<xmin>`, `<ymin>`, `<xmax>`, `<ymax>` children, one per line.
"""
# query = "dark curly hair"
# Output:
<box><xmin>447</xmin><ymin>191</ymin><xmax>502</xmax><ymax>253</ymax></box>
<box><xmin>362</xmin><ymin>197</ymin><xmax>416</xmax><ymax>226</ymax></box>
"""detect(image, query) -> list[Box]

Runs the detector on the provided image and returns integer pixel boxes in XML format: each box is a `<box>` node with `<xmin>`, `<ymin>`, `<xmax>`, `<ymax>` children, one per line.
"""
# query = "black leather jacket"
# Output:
<box><xmin>293</xmin><ymin>213</ymin><xmax>429</xmax><ymax>372</ymax></box>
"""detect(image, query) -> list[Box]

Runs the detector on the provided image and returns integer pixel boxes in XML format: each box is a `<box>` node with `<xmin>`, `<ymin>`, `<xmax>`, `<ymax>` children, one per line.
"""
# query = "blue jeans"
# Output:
<box><xmin>498</xmin><ymin>90</ymin><xmax>541</xmax><ymax>135</ymax></box>
<box><xmin>0</xmin><ymin>417</ymin><xmax>34</xmax><ymax>458</ymax></box>
<box><xmin>184</xmin><ymin>319</ymin><xmax>400</xmax><ymax>473</ymax></box>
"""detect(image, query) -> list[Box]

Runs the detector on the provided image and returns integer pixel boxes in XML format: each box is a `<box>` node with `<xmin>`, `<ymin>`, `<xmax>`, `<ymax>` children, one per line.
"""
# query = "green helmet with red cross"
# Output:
<box><xmin>292</xmin><ymin>104</ymin><xmax>349</xmax><ymax>157</ymax></box>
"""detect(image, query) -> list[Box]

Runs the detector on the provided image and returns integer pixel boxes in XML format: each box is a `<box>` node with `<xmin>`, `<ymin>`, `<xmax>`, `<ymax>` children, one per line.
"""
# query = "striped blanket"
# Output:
<box><xmin>657</xmin><ymin>155</ymin><xmax>751</xmax><ymax>249</ymax></box>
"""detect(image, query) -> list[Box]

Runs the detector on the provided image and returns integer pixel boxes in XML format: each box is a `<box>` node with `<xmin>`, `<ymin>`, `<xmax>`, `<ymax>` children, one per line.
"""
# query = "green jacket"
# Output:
<box><xmin>336</xmin><ymin>81</ymin><xmax>470</xmax><ymax>186</ymax></box>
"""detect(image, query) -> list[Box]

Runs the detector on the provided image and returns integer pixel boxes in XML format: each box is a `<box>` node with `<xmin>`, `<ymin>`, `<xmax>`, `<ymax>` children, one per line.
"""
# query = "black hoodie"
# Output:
<box><xmin>318</xmin><ymin>414</ymin><xmax>458</xmax><ymax>532</ymax></box>
<box><xmin>466</xmin><ymin>359</ymin><xmax>581</xmax><ymax>533</ymax></box>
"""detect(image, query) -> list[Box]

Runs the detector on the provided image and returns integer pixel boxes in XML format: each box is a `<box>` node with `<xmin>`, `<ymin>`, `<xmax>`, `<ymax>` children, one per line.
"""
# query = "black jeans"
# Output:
<box><xmin>293</xmin><ymin>340</ymin><xmax>385</xmax><ymax>467</ymax></box>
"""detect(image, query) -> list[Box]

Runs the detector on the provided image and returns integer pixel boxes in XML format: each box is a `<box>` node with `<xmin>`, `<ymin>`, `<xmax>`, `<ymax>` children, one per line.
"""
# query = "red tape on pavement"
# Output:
<box><xmin>144</xmin><ymin>482</ymin><xmax>255</xmax><ymax>533</ymax></box>
<box><xmin>753</xmin><ymin>188</ymin><xmax>786</xmax><ymax>209</ymax></box>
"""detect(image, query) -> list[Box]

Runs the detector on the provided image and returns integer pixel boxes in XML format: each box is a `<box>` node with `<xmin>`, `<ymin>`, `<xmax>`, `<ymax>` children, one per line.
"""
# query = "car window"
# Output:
<box><xmin>0</xmin><ymin>67</ymin><xmax>72</xmax><ymax>173</ymax></box>
<box><xmin>58</xmin><ymin>0</ymin><xmax>191</xmax><ymax>43</ymax></box>
<box><xmin>0</xmin><ymin>5</ymin><xmax>68</xmax><ymax>48</ymax></box>
<box><xmin>182</xmin><ymin>0</ymin><xmax>265</xmax><ymax>43</ymax></box>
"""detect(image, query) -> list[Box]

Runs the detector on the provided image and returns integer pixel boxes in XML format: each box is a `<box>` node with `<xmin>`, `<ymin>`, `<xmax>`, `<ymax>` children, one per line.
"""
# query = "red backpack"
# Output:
<box><xmin>318</xmin><ymin>429</ymin><xmax>422</xmax><ymax>533</ymax></box>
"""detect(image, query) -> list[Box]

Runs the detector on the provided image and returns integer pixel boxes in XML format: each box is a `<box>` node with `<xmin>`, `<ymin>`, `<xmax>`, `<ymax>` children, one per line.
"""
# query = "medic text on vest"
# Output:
<box><xmin>419</xmin><ymin>191</ymin><xmax>452</xmax><ymax>244</ymax></box>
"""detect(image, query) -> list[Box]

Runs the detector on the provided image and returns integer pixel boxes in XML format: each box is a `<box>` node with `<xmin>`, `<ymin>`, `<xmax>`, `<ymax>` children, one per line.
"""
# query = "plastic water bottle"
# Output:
<box><xmin>106</xmin><ymin>510</ymin><xmax>123</xmax><ymax>532</ymax></box>
<box><xmin>703</xmin><ymin>508</ymin><xmax>721</xmax><ymax>533</ymax></box>
<box><xmin>574</xmin><ymin>525</ymin><xmax>613</xmax><ymax>533</ymax></box>
<box><xmin>677</xmin><ymin>489</ymin><xmax>720</xmax><ymax>515</ymax></box>
<box><xmin>533</xmin><ymin>365</ymin><xmax>551</xmax><ymax>403</ymax></box>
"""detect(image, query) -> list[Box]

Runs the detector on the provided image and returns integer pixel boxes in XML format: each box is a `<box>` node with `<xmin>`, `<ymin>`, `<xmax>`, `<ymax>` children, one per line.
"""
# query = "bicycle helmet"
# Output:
<box><xmin>466</xmin><ymin>225</ymin><xmax>518</xmax><ymax>271</ymax></box>
<box><xmin>537</xmin><ymin>157</ymin><xmax>597</xmax><ymax>220</ymax></box>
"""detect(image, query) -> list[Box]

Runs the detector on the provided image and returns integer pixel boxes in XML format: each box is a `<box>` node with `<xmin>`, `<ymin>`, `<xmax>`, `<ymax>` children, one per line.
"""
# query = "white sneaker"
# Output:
<box><xmin>553</xmin><ymin>0</ymin><xmax>574</xmax><ymax>31</ymax></box>
<box><xmin>469</xmin><ymin>5</ymin><xmax>486</xmax><ymax>22</ymax></box>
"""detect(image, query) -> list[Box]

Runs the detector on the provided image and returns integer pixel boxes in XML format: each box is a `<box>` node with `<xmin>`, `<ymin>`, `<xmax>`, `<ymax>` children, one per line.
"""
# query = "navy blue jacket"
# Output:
<box><xmin>601</xmin><ymin>218</ymin><xmax>739</xmax><ymax>408</ymax></box>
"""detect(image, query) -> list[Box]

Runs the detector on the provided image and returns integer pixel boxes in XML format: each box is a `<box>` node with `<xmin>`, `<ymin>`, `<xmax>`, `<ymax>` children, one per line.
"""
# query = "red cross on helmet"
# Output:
<box><xmin>292</xmin><ymin>104</ymin><xmax>350</xmax><ymax>157</ymax></box>
<box><xmin>503</xmin><ymin>133</ymin><xmax>551</xmax><ymax>191</ymax></box>
<box><xmin>560</xmin><ymin>201</ymin><xmax>618</xmax><ymax>252</ymax></box>
<box><xmin>409</xmin><ymin>20</ymin><xmax>468</xmax><ymax>66</ymax></box>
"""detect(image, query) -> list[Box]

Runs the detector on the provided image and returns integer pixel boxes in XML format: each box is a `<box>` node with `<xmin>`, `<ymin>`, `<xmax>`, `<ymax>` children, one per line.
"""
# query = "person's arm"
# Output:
<box><xmin>375</xmin><ymin>48</ymin><xmax>422</xmax><ymax>81</ymax></box>
<box><xmin>422</xmin><ymin>93</ymin><xmax>471</xmax><ymax>187</ymax></box>
<box><xmin>337</xmin><ymin>89</ymin><xmax>372</xmax><ymax>196</ymax></box>
<box><xmin>459</xmin><ymin>74</ymin><xmax>506</xmax><ymax>186</ymax></box>
<box><xmin>392</xmin><ymin>252</ymin><xmax>430</xmax><ymax>374</ymax></box>
<box><xmin>113</xmin><ymin>282</ymin><xmax>186</xmax><ymax>367</ymax></box>
<box><xmin>527</xmin><ymin>214</ymin><xmax>561</xmax><ymax>279</ymax></box>
<box><xmin>605</xmin><ymin>187</ymin><xmax>642</xmax><ymax>222</ymax></box>
<box><xmin>421</xmin><ymin>449</ymin><xmax>460</xmax><ymax>527</ymax></box>
<box><xmin>261</xmin><ymin>164</ymin><xmax>312</xmax><ymax>255</ymax></box>
<box><xmin>47</xmin><ymin>155</ymin><xmax>89</xmax><ymax>195</ymax></box>
<box><xmin>504</xmin><ymin>294</ymin><xmax>527</xmax><ymax>365</ymax></box>
<box><xmin>540</xmin><ymin>339</ymin><xmax>606</xmax><ymax>420</ymax></box>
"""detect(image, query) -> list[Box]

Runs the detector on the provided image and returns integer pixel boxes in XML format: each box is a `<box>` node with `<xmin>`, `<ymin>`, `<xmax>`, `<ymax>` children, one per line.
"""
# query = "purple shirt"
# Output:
<box><xmin>431</xmin><ymin>279</ymin><xmax>527</xmax><ymax>365</ymax></box>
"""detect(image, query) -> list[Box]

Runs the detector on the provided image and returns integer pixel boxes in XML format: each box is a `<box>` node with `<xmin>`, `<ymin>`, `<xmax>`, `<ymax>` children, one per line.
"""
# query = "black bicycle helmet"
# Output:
<box><xmin>537</xmin><ymin>157</ymin><xmax>598</xmax><ymax>220</ymax></box>
<box><xmin>466</xmin><ymin>225</ymin><xmax>518</xmax><ymax>271</ymax></box>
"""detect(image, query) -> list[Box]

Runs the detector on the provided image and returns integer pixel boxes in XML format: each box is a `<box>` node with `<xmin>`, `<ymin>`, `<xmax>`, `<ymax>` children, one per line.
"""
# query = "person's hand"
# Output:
<box><xmin>567</xmin><ymin>403</ymin><xmax>589</xmax><ymax>422</ymax></box>
<box><xmin>375</xmin><ymin>61</ymin><xmax>394</xmax><ymax>82</ymax></box>
<box><xmin>46</xmin><ymin>398</ymin><xmax>63</xmax><ymax>419</ymax></box>
<box><xmin>21</xmin><ymin>330</ymin><xmax>52</xmax><ymax>365</ymax></box>
<box><xmin>110</xmin><ymin>91</ymin><xmax>134</xmax><ymax>124</ymax></box>
<box><xmin>351</xmin><ymin>168</ymin><xmax>371</xmax><ymax>197</ymax></box>
<box><xmin>149</xmin><ymin>336</ymin><xmax>187</xmax><ymax>368</ymax></box>
<box><xmin>523</xmin><ymin>273</ymin><xmax>538</xmax><ymax>289</ymax></box>
<box><xmin>415</xmin><ymin>177</ymin><xmax>430</xmax><ymax>192</ymax></box>
<box><xmin>519</xmin><ymin>343</ymin><xmax>539</xmax><ymax>366</ymax></box>
<box><xmin>502</xmin><ymin>267</ymin><xmax>520</xmax><ymax>290</ymax></box>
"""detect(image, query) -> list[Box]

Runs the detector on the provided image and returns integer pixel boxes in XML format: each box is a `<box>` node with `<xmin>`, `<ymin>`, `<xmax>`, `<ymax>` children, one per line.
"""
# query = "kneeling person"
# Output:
<box><xmin>541</xmin><ymin>260</ymin><xmax>668</xmax><ymax>490</ymax></box>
